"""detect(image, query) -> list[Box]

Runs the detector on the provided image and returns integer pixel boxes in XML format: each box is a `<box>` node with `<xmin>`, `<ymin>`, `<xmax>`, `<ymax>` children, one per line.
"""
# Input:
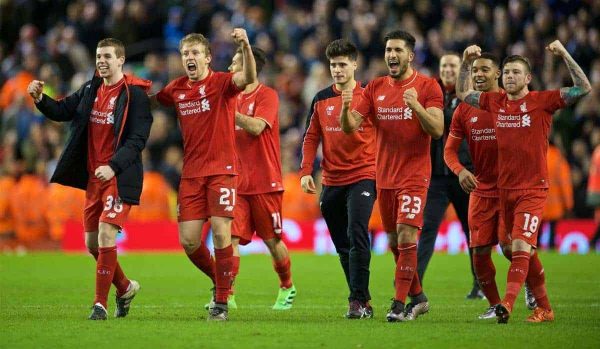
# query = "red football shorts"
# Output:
<box><xmin>84</xmin><ymin>179</ymin><xmax>131</xmax><ymax>232</ymax></box>
<box><xmin>232</xmin><ymin>192</ymin><xmax>283</xmax><ymax>245</ymax></box>
<box><xmin>178</xmin><ymin>175</ymin><xmax>237</xmax><ymax>221</ymax></box>
<box><xmin>377</xmin><ymin>186</ymin><xmax>428</xmax><ymax>232</ymax></box>
<box><xmin>468</xmin><ymin>194</ymin><xmax>509</xmax><ymax>248</ymax></box>
<box><xmin>499</xmin><ymin>188</ymin><xmax>548</xmax><ymax>248</ymax></box>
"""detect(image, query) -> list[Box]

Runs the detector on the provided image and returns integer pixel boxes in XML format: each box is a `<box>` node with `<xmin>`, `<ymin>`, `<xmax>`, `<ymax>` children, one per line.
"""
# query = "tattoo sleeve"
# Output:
<box><xmin>464</xmin><ymin>91</ymin><xmax>482</xmax><ymax>108</ymax></box>
<box><xmin>560</xmin><ymin>53</ymin><xmax>592</xmax><ymax>105</ymax></box>
<box><xmin>457</xmin><ymin>61</ymin><xmax>471</xmax><ymax>94</ymax></box>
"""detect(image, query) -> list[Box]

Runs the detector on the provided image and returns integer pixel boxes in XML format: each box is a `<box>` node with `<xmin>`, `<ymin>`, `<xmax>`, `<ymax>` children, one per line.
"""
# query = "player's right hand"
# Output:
<box><xmin>458</xmin><ymin>168</ymin><xmax>478</xmax><ymax>194</ymax></box>
<box><xmin>341</xmin><ymin>89</ymin><xmax>353</xmax><ymax>109</ymax></box>
<box><xmin>300</xmin><ymin>175</ymin><xmax>317</xmax><ymax>194</ymax></box>
<box><xmin>462</xmin><ymin>45</ymin><xmax>482</xmax><ymax>62</ymax></box>
<box><xmin>231</xmin><ymin>28</ymin><xmax>250</xmax><ymax>47</ymax></box>
<box><xmin>27</xmin><ymin>80</ymin><xmax>45</xmax><ymax>102</ymax></box>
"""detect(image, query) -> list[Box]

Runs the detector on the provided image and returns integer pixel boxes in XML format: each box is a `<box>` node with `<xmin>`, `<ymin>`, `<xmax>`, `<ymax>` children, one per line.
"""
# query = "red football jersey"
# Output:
<box><xmin>353</xmin><ymin>70</ymin><xmax>443</xmax><ymax>189</ymax></box>
<box><xmin>449</xmin><ymin>102</ymin><xmax>499</xmax><ymax>197</ymax></box>
<box><xmin>479</xmin><ymin>90</ymin><xmax>566</xmax><ymax>189</ymax></box>
<box><xmin>235</xmin><ymin>84</ymin><xmax>283</xmax><ymax>194</ymax></box>
<box><xmin>300</xmin><ymin>82</ymin><xmax>376</xmax><ymax>186</ymax></box>
<box><xmin>87</xmin><ymin>78</ymin><xmax>124</xmax><ymax>175</ymax></box>
<box><xmin>156</xmin><ymin>70</ymin><xmax>242</xmax><ymax>178</ymax></box>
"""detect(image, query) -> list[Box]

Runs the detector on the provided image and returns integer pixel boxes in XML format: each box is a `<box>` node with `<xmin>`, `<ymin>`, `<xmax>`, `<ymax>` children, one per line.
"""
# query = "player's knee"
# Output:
<box><xmin>97</xmin><ymin>223</ymin><xmax>118</xmax><ymax>247</ymax></box>
<box><xmin>512</xmin><ymin>239</ymin><xmax>532</xmax><ymax>253</ymax></box>
<box><xmin>179</xmin><ymin>233</ymin><xmax>200</xmax><ymax>252</ymax></box>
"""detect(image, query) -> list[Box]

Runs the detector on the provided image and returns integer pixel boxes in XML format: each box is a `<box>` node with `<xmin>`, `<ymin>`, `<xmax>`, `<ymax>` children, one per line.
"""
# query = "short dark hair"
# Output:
<box><xmin>97</xmin><ymin>38</ymin><xmax>125</xmax><ymax>58</ymax></box>
<box><xmin>383</xmin><ymin>30</ymin><xmax>416</xmax><ymax>51</ymax></box>
<box><xmin>474</xmin><ymin>52</ymin><xmax>500</xmax><ymax>68</ymax></box>
<box><xmin>502</xmin><ymin>55</ymin><xmax>531</xmax><ymax>73</ymax></box>
<box><xmin>236</xmin><ymin>47</ymin><xmax>267</xmax><ymax>74</ymax></box>
<box><xmin>179</xmin><ymin>33</ymin><xmax>211</xmax><ymax>55</ymax></box>
<box><xmin>325</xmin><ymin>39</ymin><xmax>358</xmax><ymax>61</ymax></box>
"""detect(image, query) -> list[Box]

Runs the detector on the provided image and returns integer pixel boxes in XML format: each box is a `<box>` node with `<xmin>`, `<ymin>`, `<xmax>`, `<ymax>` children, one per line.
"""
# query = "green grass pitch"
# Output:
<box><xmin>1</xmin><ymin>252</ymin><xmax>599</xmax><ymax>348</ymax></box>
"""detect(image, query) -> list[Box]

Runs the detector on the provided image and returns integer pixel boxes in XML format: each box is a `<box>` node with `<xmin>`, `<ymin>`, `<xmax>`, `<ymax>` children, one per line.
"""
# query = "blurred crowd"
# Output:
<box><xmin>1</xmin><ymin>0</ymin><xmax>599</xmax><ymax>250</ymax></box>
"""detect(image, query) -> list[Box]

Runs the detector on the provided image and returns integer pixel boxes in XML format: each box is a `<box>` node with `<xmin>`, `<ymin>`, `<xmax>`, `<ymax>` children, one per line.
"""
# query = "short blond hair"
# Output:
<box><xmin>179</xmin><ymin>33</ymin><xmax>211</xmax><ymax>55</ymax></box>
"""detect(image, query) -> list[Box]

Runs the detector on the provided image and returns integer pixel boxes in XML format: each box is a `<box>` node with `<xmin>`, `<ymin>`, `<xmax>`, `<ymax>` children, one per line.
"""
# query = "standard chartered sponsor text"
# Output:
<box><xmin>470</xmin><ymin>127</ymin><xmax>496</xmax><ymax>141</ymax></box>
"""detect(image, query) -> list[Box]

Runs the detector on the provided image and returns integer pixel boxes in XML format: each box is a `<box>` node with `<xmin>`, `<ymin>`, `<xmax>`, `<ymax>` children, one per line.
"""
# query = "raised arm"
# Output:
<box><xmin>546</xmin><ymin>40</ymin><xmax>592</xmax><ymax>106</ymax></box>
<box><xmin>456</xmin><ymin>45</ymin><xmax>483</xmax><ymax>108</ymax></box>
<box><xmin>231</xmin><ymin>28</ymin><xmax>257</xmax><ymax>90</ymax></box>
<box><xmin>340</xmin><ymin>89</ymin><xmax>363</xmax><ymax>133</ymax></box>
<box><xmin>28</xmin><ymin>79</ymin><xmax>82</xmax><ymax>122</ymax></box>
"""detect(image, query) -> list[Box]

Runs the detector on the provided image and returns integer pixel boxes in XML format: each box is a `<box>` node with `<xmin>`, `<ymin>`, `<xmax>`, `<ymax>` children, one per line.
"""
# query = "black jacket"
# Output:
<box><xmin>35</xmin><ymin>75</ymin><xmax>153</xmax><ymax>205</ymax></box>
<box><xmin>430</xmin><ymin>80</ymin><xmax>473</xmax><ymax>176</ymax></box>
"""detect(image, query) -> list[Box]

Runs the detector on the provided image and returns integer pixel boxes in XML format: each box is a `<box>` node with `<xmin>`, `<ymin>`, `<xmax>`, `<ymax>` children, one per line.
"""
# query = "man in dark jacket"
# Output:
<box><xmin>417</xmin><ymin>53</ymin><xmax>482</xmax><ymax>299</ymax></box>
<box><xmin>27</xmin><ymin>38</ymin><xmax>153</xmax><ymax>320</ymax></box>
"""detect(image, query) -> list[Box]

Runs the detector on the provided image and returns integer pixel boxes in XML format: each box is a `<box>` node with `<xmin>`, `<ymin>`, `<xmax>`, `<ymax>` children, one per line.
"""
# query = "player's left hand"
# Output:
<box><xmin>95</xmin><ymin>165</ymin><xmax>115</xmax><ymax>182</ymax></box>
<box><xmin>231</xmin><ymin>28</ymin><xmax>250</xmax><ymax>47</ymax></box>
<box><xmin>403</xmin><ymin>87</ymin><xmax>420</xmax><ymax>109</ymax></box>
<box><xmin>546</xmin><ymin>40</ymin><xmax>567</xmax><ymax>57</ymax></box>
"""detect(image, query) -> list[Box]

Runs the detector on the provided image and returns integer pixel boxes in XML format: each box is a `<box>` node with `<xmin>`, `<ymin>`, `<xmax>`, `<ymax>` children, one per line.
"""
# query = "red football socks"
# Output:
<box><xmin>214</xmin><ymin>245</ymin><xmax>234</xmax><ymax>304</ymax></box>
<box><xmin>273</xmin><ymin>256</ymin><xmax>293</xmax><ymax>289</ymax></box>
<box><xmin>231</xmin><ymin>256</ymin><xmax>240</xmax><ymax>294</ymax></box>
<box><xmin>408</xmin><ymin>270</ymin><xmax>423</xmax><ymax>297</ymax></box>
<box><xmin>473</xmin><ymin>252</ymin><xmax>501</xmax><ymax>305</ymax></box>
<box><xmin>527</xmin><ymin>251</ymin><xmax>551</xmax><ymax>310</ymax></box>
<box><xmin>89</xmin><ymin>248</ymin><xmax>130</xmax><ymax>297</ymax></box>
<box><xmin>94</xmin><ymin>246</ymin><xmax>118</xmax><ymax>308</ymax></box>
<box><xmin>186</xmin><ymin>244</ymin><xmax>216</xmax><ymax>284</ymax></box>
<box><xmin>503</xmin><ymin>250</ymin><xmax>531</xmax><ymax>310</ymax></box>
<box><xmin>394</xmin><ymin>243</ymin><xmax>417</xmax><ymax>303</ymax></box>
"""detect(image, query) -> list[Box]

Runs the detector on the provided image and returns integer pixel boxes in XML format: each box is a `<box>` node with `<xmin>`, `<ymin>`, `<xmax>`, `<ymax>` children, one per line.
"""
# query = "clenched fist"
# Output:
<box><xmin>95</xmin><ymin>165</ymin><xmax>115</xmax><ymax>182</ymax></box>
<box><xmin>403</xmin><ymin>87</ymin><xmax>419</xmax><ymax>109</ymax></box>
<box><xmin>27</xmin><ymin>80</ymin><xmax>45</xmax><ymax>103</ymax></box>
<box><xmin>545</xmin><ymin>40</ymin><xmax>567</xmax><ymax>57</ymax></box>
<box><xmin>231</xmin><ymin>28</ymin><xmax>250</xmax><ymax>47</ymax></box>
<box><xmin>341</xmin><ymin>89</ymin><xmax>353</xmax><ymax>109</ymax></box>
<box><xmin>462</xmin><ymin>45</ymin><xmax>482</xmax><ymax>62</ymax></box>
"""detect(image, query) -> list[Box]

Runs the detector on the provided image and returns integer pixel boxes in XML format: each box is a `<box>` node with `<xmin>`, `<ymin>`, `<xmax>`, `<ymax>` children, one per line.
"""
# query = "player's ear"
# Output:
<box><xmin>525</xmin><ymin>72</ymin><xmax>532</xmax><ymax>84</ymax></box>
<box><xmin>205</xmin><ymin>54</ymin><xmax>212</xmax><ymax>65</ymax></box>
<box><xmin>494</xmin><ymin>68</ymin><xmax>501</xmax><ymax>79</ymax></box>
<box><xmin>408</xmin><ymin>50</ymin><xmax>415</xmax><ymax>63</ymax></box>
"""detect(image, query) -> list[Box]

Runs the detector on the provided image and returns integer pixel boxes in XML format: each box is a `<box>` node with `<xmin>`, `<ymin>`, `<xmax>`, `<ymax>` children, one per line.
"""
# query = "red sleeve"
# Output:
<box><xmin>254</xmin><ymin>87</ymin><xmax>278</xmax><ymax>128</ymax></box>
<box><xmin>221</xmin><ymin>72</ymin><xmax>244</xmax><ymax>97</ymax></box>
<box><xmin>449</xmin><ymin>104</ymin><xmax>466</xmax><ymax>139</ymax></box>
<box><xmin>538</xmin><ymin>90</ymin><xmax>566</xmax><ymax>113</ymax></box>
<box><xmin>424</xmin><ymin>79</ymin><xmax>444</xmax><ymax>109</ymax></box>
<box><xmin>156</xmin><ymin>80</ymin><xmax>175</xmax><ymax>106</ymax></box>
<box><xmin>352</xmin><ymin>81</ymin><xmax>374</xmax><ymax>120</ymax></box>
<box><xmin>444</xmin><ymin>134</ymin><xmax>465</xmax><ymax>176</ymax></box>
<box><xmin>300</xmin><ymin>98</ymin><xmax>322</xmax><ymax>177</ymax></box>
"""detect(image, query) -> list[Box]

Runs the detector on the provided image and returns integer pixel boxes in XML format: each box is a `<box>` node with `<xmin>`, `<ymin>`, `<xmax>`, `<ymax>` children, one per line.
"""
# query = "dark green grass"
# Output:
<box><xmin>1</xmin><ymin>252</ymin><xmax>599</xmax><ymax>348</ymax></box>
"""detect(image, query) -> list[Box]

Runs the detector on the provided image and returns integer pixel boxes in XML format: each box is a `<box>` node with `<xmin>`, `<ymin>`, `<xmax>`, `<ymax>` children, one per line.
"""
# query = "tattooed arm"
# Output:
<box><xmin>546</xmin><ymin>40</ymin><xmax>592</xmax><ymax>106</ymax></box>
<box><xmin>456</xmin><ymin>45</ymin><xmax>483</xmax><ymax>108</ymax></box>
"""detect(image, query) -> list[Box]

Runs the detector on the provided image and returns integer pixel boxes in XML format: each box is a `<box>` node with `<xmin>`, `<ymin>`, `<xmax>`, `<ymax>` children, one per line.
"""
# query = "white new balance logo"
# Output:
<box><xmin>224</xmin><ymin>206</ymin><xmax>234</xmax><ymax>212</ymax></box>
<box><xmin>522</xmin><ymin>114</ymin><xmax>531</xmax><ymax>127</ymax></box>
<box><xmin>178</xmin><ymin>94</ymin><xmax>185</xmax><ymax>100</ymax></box>
<box><xmin>361</xmin><ymin>191</ymin><xmax>371</xmax><ymax>197</ymax></box>
<box><xmin>377</xmin><ymin>95</ymin><xmax>386</xmax><ymax>101</ymax></box>
<box><xmin>470</xmin><ymin>116</ymin><xmax>478</xmax><ymax>123</ymax></box>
